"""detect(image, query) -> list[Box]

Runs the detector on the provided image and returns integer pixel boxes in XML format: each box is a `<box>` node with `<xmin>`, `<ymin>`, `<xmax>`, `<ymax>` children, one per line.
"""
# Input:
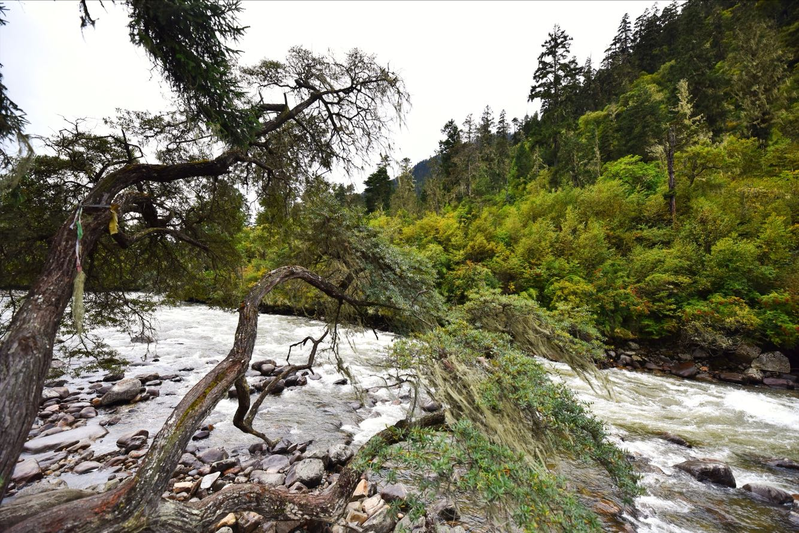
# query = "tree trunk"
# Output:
<box><xmin>0</xmin><ymin>153</ymin><xmax>240</xmax><ymax>499</ymax></box>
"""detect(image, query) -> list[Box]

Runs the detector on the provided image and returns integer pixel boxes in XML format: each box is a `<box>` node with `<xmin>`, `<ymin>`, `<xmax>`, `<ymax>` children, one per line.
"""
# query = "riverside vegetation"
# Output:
<box><xmin>0</xmin><ymin>0</ymin><xmax>797</xmax><ymax>532</ymax></box>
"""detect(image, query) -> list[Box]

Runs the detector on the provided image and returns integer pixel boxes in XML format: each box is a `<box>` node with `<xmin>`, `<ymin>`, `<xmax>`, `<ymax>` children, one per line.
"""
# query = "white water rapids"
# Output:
<box><xmin>12</xmin><ymin>302</ymin><xmax>799</xmax><ymax>531</ymax></box>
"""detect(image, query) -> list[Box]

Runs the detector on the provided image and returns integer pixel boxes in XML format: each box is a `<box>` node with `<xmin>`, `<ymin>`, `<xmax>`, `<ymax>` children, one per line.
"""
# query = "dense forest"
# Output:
<box><xmin>0</xmin><ymin>0</ymin><xmax>797</xmax><ymax>532</ymax></box>
<box><xmin>344</xmin><ymin>0</ymin><xmax>798</xmax><ymax>357</ymax></box>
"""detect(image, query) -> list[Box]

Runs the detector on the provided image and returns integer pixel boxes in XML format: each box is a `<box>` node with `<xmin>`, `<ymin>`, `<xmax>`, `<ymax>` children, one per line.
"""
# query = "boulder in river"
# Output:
<box><xmin>659</xmin><ymin>432</ymin><xmax>692</xmax><ymax>448</ymax></box>
<box><xmin>752</xmin><ymin>351</ymin><xmax>791</xmax><ymax>374</ymax></box>
<box><xmin>741</xmin><ymin>483</ymin><xmax>793</xmax><ymax>505</ymax></box>
<box><xmin>765</xmin><ymin>457</ymin><xmax>799</xmax><ymax>470</ymax></box>
<box><xmin>100</xmin><ymin>378</ymin><xmax>142</xmax><ymax>406</ymax></box>
<box><xmin>674</xmin><ymin>459</ymin><xmax>736</xmax><ymax>488</ymax></box>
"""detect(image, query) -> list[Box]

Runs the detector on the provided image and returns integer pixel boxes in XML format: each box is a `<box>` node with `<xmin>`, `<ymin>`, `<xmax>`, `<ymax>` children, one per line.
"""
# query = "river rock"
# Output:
<box><xmin>179</xmin><ymin>452</ymin><xmax>201</xmax><ymax>468</ymax></box>
<box><xmin>692</xmin><ymin>347</ymin><xmax>710</xmax><ymax>360</ymax></box>
<box><xmin>73</xmin><ymin>461</ymin><xmax>102</xmax><ymax>474</ymax></box>
<box><xmin>763</xmin><ymin>377</ymin><xmax>792</xmax><ymax>389</ymax></box>
<box><xmin>618</xmin><ymin>355</ymin><xmax>634</xmax><ymax>367</ymax></box>
<box><xmin>23</xmin><ymin>424</ymin><xmax>107</xmax><ymax>454</ymax></box>
<box><xmin>742</xmin><ymin>367</ymin><xmax>763</xmax><ymax>383</ymax></box>
<box><xmin>671</xmin><ymin>362</ymin><xmax>698</xmax><ymax>378</ymax></box>
<box><xmin>741</xmin><ymin>483</ymin><xmax>793</xmax><ymax>505</ymax></box>
<box><xmin>237</xmin><ymin>511</ymin><xmax>263</xmax><ymax>533</ymax></box>
<box><xmin>12</xmin><ymin>458</ymin><xmax>42</xmax><ymax>484</ymax></box>
<box><xmin>211</xmin><ymin>458</ymin><xmax>238</xmax><ymax>473</ymax></box>
<box><xmin>116</xmin><ymin>429</ymin><xmax>149</xmax><ymax>449</ymax></box>
<box><xmin>100</xmin><ymin>378</ymin><xmax>142</xmax><ymax>406</ymax></box>
<box><xmin>200</xmin><ymin>471</ymin><xmax>221</xmax><ymax>490</ymax></box>
<box><xmin>733</xmin><ymin>343</ymin><xmax>761</xmax><ymax>364</ymax></box>
<box><xmin>660</xmin><ymin>432</ymin><xmax>692</xmax><ymax>448</ymax></box>
<box><xmin>362</xmin><ymin>505</ymin><xmax>395</xmax><ymax>533</ymax></box>
<box><xmin>675</xmin><ymin>459</ymin><xmax>736</xmax><ymax>488</ymax></box>
<box><xmin>197</xmin><ymin>447</ymin><xmax>228</xmax><ymax>464</ymax></box>
<box><xmin>718</xmin><ymin>372</ymin><xmax>745</xmax><ymax>384</ymax></box>
<box><xmin>395</xmin><ymin>515</ymin><xmax>426</xmax><ymax>532</ymax></box>
<box><xmin>40</xmin><ymin>387</ymin><xmax>70</xmax><ymax>403</ymax></box>
<box><xmin>765</xmin><ymin>457</ymin><xmax>799</xmax><ymax>470</ymax></box>
<box><xmin>284</xmin><ymin>374</ymin><xmax>307</xmax><ymax>387</ymax></box>
<box><xmin>192</xmin><ymin>429</ymin><xmax>210</xmax><ymax>440</ymax></box>
<box><xmin>261</xmin><ymin>454</ymin><xmax>290</xmax><ymax>473</ymax></box>
<box><xmin>250</xmin><ymin>470</ymin><xmax>285</xmax><ymax>486</ymax></box>
<box><xmin>252</xmin><ymin>359</ymin><xmax>277</xmax><ymax>372</ymax></box>
<box><xmin>353</xmin><ymin>479</ymin><xmax>369</xmax><ymax>498</ymax></box>
<box><xmin>328</xmin><ymin>444</ymin><xmax>353</xmax><ymax>466</ymax></box>
<box><xmin>379</xmin><ymin>482</ymin><xmax>408</xmax><ymax>502</ymax></box>
<box><xmin>272</xmin><ymin>438</ymin><xmax>291</xmax><ymax>454</ymax></box>
<box><xmin>284</xmin><ymin>458</ymin><xmax>325</xmax><ymax>488</ymax></box>
<box><xmin>752</xmin><ymin>351</ymin><xmax>790</xmax><ymax>374</ymax></box>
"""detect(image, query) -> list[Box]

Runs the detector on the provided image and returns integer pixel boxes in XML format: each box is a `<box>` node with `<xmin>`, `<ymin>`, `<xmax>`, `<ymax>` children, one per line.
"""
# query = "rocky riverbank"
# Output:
<box><xmin>601</xmin><ymin>341</ymin><xmax>798</xmax><ymax>390</ymax></box>
<box><xmin>4</xmin><ymin>353</ymin><xmax>474</xmax><ymax>533</ymax></box>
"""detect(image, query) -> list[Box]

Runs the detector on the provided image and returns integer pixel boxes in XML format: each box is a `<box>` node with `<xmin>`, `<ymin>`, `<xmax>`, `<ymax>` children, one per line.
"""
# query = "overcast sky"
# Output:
<box><xmin>1</xmin><ymin>0</ymin><xmax>658</xmax><ymax>186</ymax></box>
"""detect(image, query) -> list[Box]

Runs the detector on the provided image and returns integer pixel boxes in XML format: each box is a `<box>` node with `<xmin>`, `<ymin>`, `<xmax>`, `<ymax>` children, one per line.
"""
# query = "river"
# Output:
<box><xmin>15</xmin><ymin>302</ymin><xmax>799</xmax><ymax>531</ymax></box>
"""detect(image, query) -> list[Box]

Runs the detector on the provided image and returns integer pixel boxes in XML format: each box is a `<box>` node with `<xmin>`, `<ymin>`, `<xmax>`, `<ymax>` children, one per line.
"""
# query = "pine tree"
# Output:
<box><xmin>363</xmin><ymin>159</ymin><xmax>393</xmax><ymax>213</ymax></box>
<box><xmin>529</xmin><ymin>25</ymin><xmax>580</xmax><ymax>168</ymax></box>
<box><xmin>529</xmin><ymin>25</ymin><xmax>580</xmax><ymax>115</ymax></box>
<box><xmin>603</xmin><ymin>13</ymin><xmax>632</xmax><ymax>69</ymax></box>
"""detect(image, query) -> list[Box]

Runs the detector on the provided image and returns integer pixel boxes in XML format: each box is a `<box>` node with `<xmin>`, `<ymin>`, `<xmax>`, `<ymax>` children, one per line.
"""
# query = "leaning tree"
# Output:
<box><xmin>0</xmin><ymin>31</ymin><xmax>448</xmax><ymax>528</ymax></box>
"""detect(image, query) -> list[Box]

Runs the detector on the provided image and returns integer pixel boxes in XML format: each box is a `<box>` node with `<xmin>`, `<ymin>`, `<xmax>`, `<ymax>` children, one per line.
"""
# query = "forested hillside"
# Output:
<box><xmin>350</xmin><ymin>0</ymin><xmax>798</xmax><ymax>356</ymax></box>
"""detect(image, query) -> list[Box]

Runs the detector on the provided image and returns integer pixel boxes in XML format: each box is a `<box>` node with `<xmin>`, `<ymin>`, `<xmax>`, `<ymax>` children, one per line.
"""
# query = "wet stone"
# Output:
<box><xmin>250</xmin><ymin>470</ymin><xmax>285</xmax><ymax>486</ymax></box>
<box><xmin>284</xmin><ymin>458</ymin><xmax>325</xmax><ymax>488</ymax></box>
<box><xmin>675</xmin><ymin>459</ymin><xmax>736</xmax><ymax>488</ymax></box>
<box><xmin>742</xmin><ymin>483</ymin><xmax>793</xmax><ymax>505</ymax></box>
<box><xmin>192</xmin><ymin>430</ymin><xmax>210</xmax><ymax>440</ymax></box>
<box><xmin>100</xmin><ymin>378</ymin><xmax>142</xmax><ymax>406</ymax></box>
<box><xmin>261</xmin><ymin>454</ymin><xmax>290</xmax><ymax>473</ymax></box>
<box><xmin>197</xmin><ymin>447</ymin><xmax>228</xmax><ymax>464</ymax></box>
<box><xmin>73</xmin><ymin>461</ymin><xmax>102</xmax><ymax>474</ymax></box>
<box><xmin>328</xmin><ymin>444</ymin><xmax>353</xmax><ymax>466</ymax></box>
<box><xmin>12</xmin><ymin>458</ymin><xmax>42</xmax><ymax>485</ymax></box>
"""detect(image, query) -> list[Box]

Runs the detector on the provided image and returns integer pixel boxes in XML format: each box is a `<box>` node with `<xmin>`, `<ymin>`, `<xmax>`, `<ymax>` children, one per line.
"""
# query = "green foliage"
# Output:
<box><xmin>375</xmin><ymin>421</ymin><xmax>603</xmax><ymax>532</ymax></box>
<box><xmin>363</xmin><ymin>164</ymin><xmax>393</xmax><ymax>213</ymax></box>
<box><xmin>387</xmin><ymin>315</ymin><xmax>639</xmax><ymax>528</ymax></box>
<box><xmin>682</xmin><ymin>295</ymin><xmax>761</xmax><ymax>351</ymax></box>
<box><xmin>126</xmin><ymin>0</ymin><xmax>258</xmax><ymax>145</ymax></box>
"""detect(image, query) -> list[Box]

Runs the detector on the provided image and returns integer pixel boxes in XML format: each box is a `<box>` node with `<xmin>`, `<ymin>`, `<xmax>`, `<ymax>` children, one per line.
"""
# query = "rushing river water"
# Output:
<box><xmin>16</xmin><ymin>302</ymin><xmax>799</xmax><ymax>531</ymax></box>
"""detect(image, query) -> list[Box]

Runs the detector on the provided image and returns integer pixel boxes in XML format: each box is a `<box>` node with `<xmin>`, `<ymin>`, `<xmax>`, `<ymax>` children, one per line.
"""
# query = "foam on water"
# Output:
<box><xmin>723</xmin><ymin>389</ymin><xmax>799</xmax><ymax>429</ymax></box>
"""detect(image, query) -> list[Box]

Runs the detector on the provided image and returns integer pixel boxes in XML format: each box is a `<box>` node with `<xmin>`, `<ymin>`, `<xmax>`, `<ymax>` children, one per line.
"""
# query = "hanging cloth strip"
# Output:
<box><xmin>69</xmin><ymin>206</ymin><xmax>86</xmax><ymax>334</ymax></box>
<box><xmin>108</xmin><ymin>204</ymin><xmax>119</xmax><ymax>235</ymax></box>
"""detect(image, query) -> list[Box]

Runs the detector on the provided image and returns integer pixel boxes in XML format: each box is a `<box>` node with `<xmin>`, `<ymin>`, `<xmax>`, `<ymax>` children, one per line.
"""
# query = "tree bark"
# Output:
<box><xmin>3</xmin><ymin>409</ymin><xmax>443</xmax><ymax>532</ymax></box>
<box><xmin>0</xmin><ymin>154</ymin><xmax>240</xmax><ymax>499</ymax></box>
